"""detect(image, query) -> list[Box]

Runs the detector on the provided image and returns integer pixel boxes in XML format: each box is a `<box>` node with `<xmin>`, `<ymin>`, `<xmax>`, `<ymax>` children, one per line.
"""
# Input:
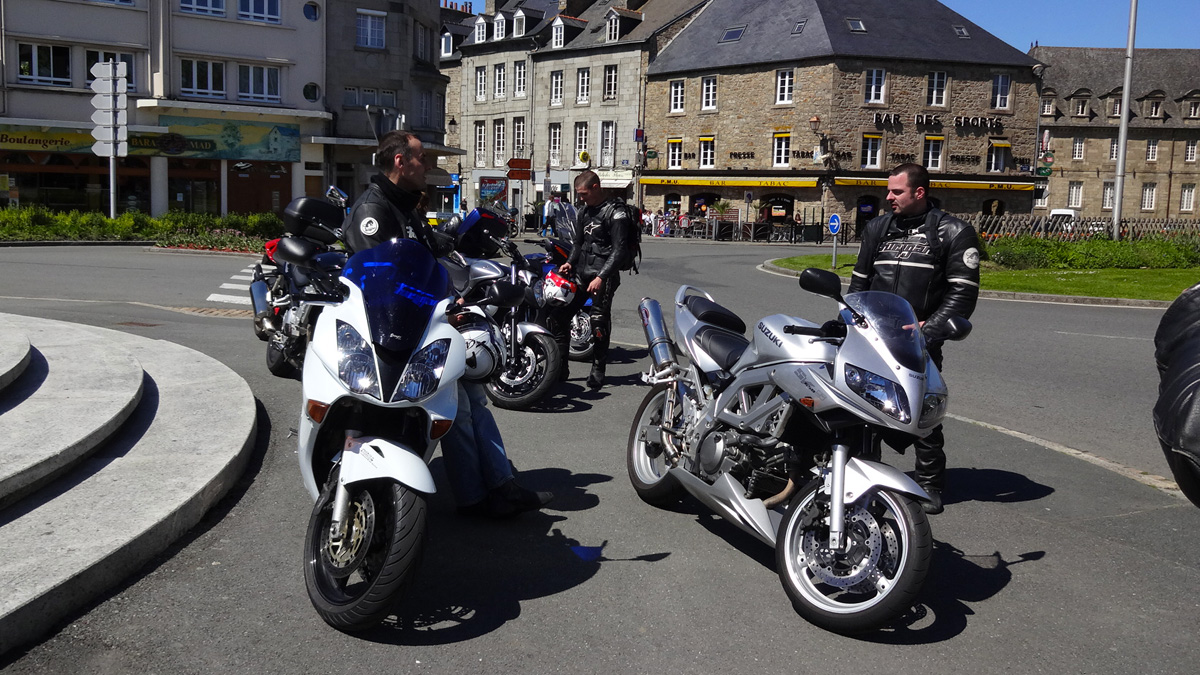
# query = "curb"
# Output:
<box><xmin>760</xmin><ymin>259</ymin><xmax>1173</xmax><ymax>309</ymax></box>
<box><xmin>0</xmin><ymin>240</ymin><xmax>155</xmax><ymax>247</ymax></box>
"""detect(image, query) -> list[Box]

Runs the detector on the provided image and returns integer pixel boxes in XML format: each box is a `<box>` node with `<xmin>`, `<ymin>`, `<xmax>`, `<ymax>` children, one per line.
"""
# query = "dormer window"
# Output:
<box><xmin>1111</xmin><ymin>98</ymin><xmax>1122</xmax><ymax>116</ymax></box>
<box><xmin>441</xmin><ymin>32</ymin><xmax>453</xmax><ymax>57</ymax></box>
<box><xmin>552</xmin><ymin>21</ymin><xmax>564</xmax><ymax>48</ymax></box>
<box><xmin>1074</xmin><ymin>98</ymin><xmax>1088</xmax><ymax>116</ymax></box>
<box><xmin>953</xmin><ymin>25</ymin><xmax>970</xmax><ymax>38</ymax></box>
<box><xmin>1148</xmin><ymin>99</ymin><xmax>1162</xmax><ymax>117</ymax></box>
<box><xmin>514</xmin><ymin>12</ymin><xmax>525</xmax><ymax>36</ymax></box>
<box><xmin>1188</xmin><ymin>100</ymin><xmax>1200</xmax><ymax>119</ymax></box>
<box><xmin>474</xmin><ymin>19</ymin><xmax>486</xmax><ymax>43</ymax></box>
<box><xmin>494</xmin><ymin>17</ymin><xmax>505</xmax><ymax>40</ymax></box>
<box><xmin>846</xmin><ymin>18</ymin><xmax>866</xmax><ymax>33</ymax></box>
<box><xmin>607</xmin><ymin>15</ymin><xmax>619</xmax><ymax>42</ymax></box>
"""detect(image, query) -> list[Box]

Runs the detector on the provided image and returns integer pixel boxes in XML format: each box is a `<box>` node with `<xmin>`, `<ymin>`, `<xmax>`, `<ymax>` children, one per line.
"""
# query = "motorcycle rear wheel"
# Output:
<box><xmin>486</xmin><ymin>332</ymin><xmax>560</xmax><ymax>409</ymax></box>
<box><xmin>303</xmin><ymin>473</ymin><xmax>427</xmax><ymax>633</ymax></box>
<box><xmin>776</xmin><ymin>482</ymin><xmax>930</xmax><ymax>634</ymax></box>
<box><xmin>568</xmin><ymin>310</ymin><xmax>595</xmax><ymax>362</ymax></box>
<box><xmin>626</xmin><ymin>383</ymin><xmax>686</xmax><ymax>505</ymax></box>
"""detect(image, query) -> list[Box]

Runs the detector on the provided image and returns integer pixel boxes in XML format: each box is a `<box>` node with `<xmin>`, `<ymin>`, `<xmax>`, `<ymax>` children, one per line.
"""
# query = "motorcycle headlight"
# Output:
<box><xmin>337</xmin><ymin>320</ymin><xmax>380</xmax><ymax>398</ymax></box>
<box><xmin>397</xmin><ymin>338</ymin><xmax>452</xmax><ymax>401</ymax></box>
<box><xmin>844</xmin><ymin>363</ymin><xmax>911</xmax><ymax>424</ymax></box>
<box><xmin>919</xmin><ymin>392</ymin><xmax>948</xmax><ymax>428</ymax></box>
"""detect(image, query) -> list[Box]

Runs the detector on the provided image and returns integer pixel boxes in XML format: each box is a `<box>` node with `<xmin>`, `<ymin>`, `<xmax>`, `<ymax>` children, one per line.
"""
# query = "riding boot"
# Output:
<box><xmin>914</xmin><ymin>424</ymin><xmax>946</xmax><ymax>514</ymax></box>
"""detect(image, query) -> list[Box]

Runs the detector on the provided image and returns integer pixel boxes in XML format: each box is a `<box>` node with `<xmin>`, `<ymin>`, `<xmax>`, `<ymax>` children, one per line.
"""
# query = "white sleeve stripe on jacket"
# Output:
<box><xmin>948</xmin><ymin>277</ymin><xmax>980</xmax><ymax>287</ymax></box>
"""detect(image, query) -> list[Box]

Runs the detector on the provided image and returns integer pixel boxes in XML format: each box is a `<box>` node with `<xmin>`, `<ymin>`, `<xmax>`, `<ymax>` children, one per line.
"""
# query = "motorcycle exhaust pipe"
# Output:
<box><xmin>249</xmin><ymin>279</ymin><xmax>273</xmax><ymax>319</ymax></box>
<box><xmin>639</xmin><ymin>297</ymin><xmax>675</xmax><ymax>369</ymax></box>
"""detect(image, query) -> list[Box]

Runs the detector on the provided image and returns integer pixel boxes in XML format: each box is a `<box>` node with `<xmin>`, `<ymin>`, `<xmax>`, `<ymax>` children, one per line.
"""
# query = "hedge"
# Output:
<box><xmin>982</xmin><ymin>234</ymin><xmax>1200</xmax><ymax>270</ymax></box>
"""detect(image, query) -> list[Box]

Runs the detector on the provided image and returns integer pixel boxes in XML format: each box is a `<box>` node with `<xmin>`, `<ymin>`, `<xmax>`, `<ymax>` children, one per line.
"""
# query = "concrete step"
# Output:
<box><xmin>0</xmin><ymin>314</ymin><xmax>257</xmax><ymax>656</ymax></box>
<box><xmin>0</xmin><ymin>326</ymin><xmax>32</xmax><ymax>393</ymax></box>
<box><xmin>0</xmin><ymin>315</ymin><xmax>144</xmax><ymax>511</ymax></box>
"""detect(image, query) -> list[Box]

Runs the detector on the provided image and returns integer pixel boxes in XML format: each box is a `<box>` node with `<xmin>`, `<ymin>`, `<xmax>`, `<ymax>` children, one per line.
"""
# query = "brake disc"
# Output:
<box><xmin>800</xmin><ymin>505</ymin><xmax>884</xmax><ymax>588</ymax></box>
<box><xmin>322</xmin><ymin>489</ymin><xmax>376</xmax><ymax>579</ymax></box>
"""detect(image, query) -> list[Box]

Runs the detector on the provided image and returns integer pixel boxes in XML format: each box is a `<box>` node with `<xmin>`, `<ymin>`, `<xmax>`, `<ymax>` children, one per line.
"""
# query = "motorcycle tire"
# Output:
<box><xmin>626</xmin><ymin>383</ymin><xmax>686</xmax><ymax>505</ymax></box>
<box><xmin>266</xmin><ymin>340</ymin><xmax>297</xmax><ymax>378</ymax></box>
<box><xmin>568</xmin><ymin>310</ymin><xmax>595</xmax><ymax>362</ymax></box>
<box><xmin>775</xmin><ymin>481</ymin><xmax>931</xmax><ymax>634</ymax></box>
<box><xmin>485</xmin><ymin>332</ymin><xmax>560</xmax><ymax>410</ymax></box>
<box><xmin>1165</xmin><ymin>447</ymin><xmax>1200</xmax><ymax>508</ymax></box>
<box><xmin>303</xmin><ymin>472</ymin><xmax>427</xmax><ymax>633</ymax></box>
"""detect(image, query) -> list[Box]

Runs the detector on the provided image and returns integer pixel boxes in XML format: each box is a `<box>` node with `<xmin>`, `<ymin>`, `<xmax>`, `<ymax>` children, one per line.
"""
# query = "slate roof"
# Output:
<box><xmin>647</xmin><ymin>0</ymin><xmax>1038</xmax><ymax>76</ymax></box>
<box><xmin>1030</xmin><ymin>46</ymin><xmax>1200</xmax><ymax>101</ymax></box>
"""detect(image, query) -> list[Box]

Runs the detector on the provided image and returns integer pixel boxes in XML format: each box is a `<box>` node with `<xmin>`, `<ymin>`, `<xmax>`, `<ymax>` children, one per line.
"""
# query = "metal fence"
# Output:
<box><xmin>955</xmin><ymin>214</ymin><xmax>1200</xmax><ymax>242</ymax></box>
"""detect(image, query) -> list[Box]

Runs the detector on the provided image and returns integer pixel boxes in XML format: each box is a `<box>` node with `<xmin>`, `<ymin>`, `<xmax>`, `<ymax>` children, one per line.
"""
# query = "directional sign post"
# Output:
<box><xmin>90</xmin><ymin>61</ymin><xmax>128</xmax><ymax>218</ymax></box>
<box><xmin>828</xmin><ymin>213</ymin><xmax>842</xmax><ymax>268</ymax></box>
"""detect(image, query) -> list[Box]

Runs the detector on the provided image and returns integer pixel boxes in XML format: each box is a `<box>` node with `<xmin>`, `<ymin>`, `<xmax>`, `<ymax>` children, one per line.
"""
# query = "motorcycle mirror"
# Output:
<box><xmin>798</xmin><ymin>268</ymin><xmax>845</xmax><ymax>303</ymax></box>
<box><xmin>942</xmin><ymin>315</ymin><xmax>973</xmax><ymax>342</ymax></box>
<box><xmin>427</xmin><ymin>229</ymin><xmax>457</xmax><ymax>258</ymax></box>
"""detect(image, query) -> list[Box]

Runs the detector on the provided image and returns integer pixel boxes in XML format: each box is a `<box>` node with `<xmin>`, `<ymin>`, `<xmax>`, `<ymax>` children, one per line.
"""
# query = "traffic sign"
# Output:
<box><xmin>91</xmin><ymin>93</ymin><xmax>127</xmax><ymax>110</ymax></box>
<box><xmin>507</xmin><ymin>157</ymin><xmax>531</xmax><ymax>170</ymax></box>
<box><xmin>91</xmin><ymin>126</ymin><xmax>128</xmax><ymax>142</ymax></box>
<box><xmin>91</xmin><ymin>141</ymin><xmax>128</xmax><ymax>158</ymax></box>
<box><xmin>90</xmin><ymin>61</ymin><xmax>127</xmax><ymax>80</ymax></box>
<box><xmin>89</xmin><ymin>77</ymin><xmax>127</xmax><ymax>95</ymax></box>
<box><xmin>828</xmin><ymin>213</ymin><xmax>841</xmax><ymax>235</ymax></box>
<box><xmin>506</xmin><ymin>168</ymin><xmax>532</xmax><ymax>181</ymax></box>
<box><xmin>90</xmin><ymin>109</ymin><xmax>128</xmax><ymax>126</ymax></box>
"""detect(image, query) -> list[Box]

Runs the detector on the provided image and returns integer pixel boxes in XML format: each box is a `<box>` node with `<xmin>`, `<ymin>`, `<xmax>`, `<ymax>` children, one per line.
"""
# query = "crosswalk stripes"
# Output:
<box><xmin>205</xmin><ymin>266</ymin><xmax>260</xmax><ymax>306</ymax></box>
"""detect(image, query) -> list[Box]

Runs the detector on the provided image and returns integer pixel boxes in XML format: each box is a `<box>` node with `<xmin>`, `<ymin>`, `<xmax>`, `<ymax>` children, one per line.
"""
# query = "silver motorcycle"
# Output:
<box><xmin>628</xmin><ymin>268</ymin><xmax>970</xmax><ymax>633</ymax></box>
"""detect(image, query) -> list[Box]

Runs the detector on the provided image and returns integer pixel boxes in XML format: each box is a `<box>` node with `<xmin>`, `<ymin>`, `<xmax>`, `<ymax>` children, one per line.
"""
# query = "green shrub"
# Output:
<box><xmin>983</xmin><ymin>234</ymin><xmax>1200</xmax><ymax>270</ymax></box>
<box><xmin>984</xmin><ymin>237</ymin><xmax>1066</xmax><ymax>269</ymax></box>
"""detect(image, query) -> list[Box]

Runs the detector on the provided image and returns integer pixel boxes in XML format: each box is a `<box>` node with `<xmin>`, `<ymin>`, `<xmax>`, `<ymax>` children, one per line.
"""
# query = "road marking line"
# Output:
<box><xmin>946</xmin><ymin>412</ymin><xmax>1183</xmax><ymax>499</ymax></box>
<box><xmin>220</xmin><ymin>283</ymin><xmax>250</xmax><ymax>291</ymax></box>
<box><xmin>241</xmin><ymin>268</ymin><xmax>255</xmax><ymax>273</ymax></box>
<box><xmin>229</xmin><ymin>275</ymin><xmax>254</xmax><ymax>281</ymax></box>
<box><xmin>206</xmin><ymin>293</ymin><xmax>251</xmax><ymax>305</ymax></box>
<box><xmin>1054</xmin><ymin>330</ymin><xmax>1151</xmax><ymax>341</ymax></box>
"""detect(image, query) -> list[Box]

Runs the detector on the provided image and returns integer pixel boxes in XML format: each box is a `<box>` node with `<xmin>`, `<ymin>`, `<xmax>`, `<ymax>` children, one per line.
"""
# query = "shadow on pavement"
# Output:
<box><xmin>943</xmin><ymin>466</ymin><xmax>1055</xmax><ymax>506</ymax></box>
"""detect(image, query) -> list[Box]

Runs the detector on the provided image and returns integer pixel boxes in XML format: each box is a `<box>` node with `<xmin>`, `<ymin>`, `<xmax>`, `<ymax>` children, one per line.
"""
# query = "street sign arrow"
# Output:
<box><xmin>91</xmin><ymin>140</ymin><xmax>128</xmax><ymax>158</ymax></box>
<box><xmin>89</xmin><ymin>77</ymin><xmax>128</xmax><ymax>95</ymax></box>
<box><xmin>91</xmin><ymin>93</ymin><xmax>127</xmax><ymax>110</ymax></box>
<box><xmin>90</xmin><ymin>61</ymin><xmax>127</xmax><ymax>79</ymax></box>
<box><xmin>90</xmin><ymin>109</ymin><xmax>128</xmax><ymax>126</ymax></box>
<box><xmin>506</xmin><ymin>168</ymin><xmax>532</xmax><ymax>181</ymax></box>
<box><xmin>828</xmin><ymin>213</ymin><xmax>841</xmax><ymax>235</ymax></box>
<box><xmin>507</xmin><ymin>157</ymin><xmax>532</xmax><ymax>170</ymax></box>
<box><xmin>91</xmin><ymin>126</ymin><xmax>128</xmax><ymax>142</ymax></box>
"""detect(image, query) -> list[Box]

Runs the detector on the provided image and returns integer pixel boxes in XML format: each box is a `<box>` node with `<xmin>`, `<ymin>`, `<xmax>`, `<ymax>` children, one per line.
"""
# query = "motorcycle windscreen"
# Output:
<box><xmin>844</xmin><ymin>291</ymin><xmax>927</xmax><ymax>372</ymax></box>
<box><xmin>341</xmin><ymin>238</ymin><xmax>450</xmax><ymax>363</ymax></box>
<box><xmin>453</xmin><ymin>207</ymin><xmax>505</xmax><ymax>258</ymax></box>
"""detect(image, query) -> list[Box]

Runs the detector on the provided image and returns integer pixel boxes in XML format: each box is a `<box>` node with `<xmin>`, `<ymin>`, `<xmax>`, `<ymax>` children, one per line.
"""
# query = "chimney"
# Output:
<box><xmin>485</xmin><ymin>0</ymin><xmax>496</xmax><ymax>14</ymax></box>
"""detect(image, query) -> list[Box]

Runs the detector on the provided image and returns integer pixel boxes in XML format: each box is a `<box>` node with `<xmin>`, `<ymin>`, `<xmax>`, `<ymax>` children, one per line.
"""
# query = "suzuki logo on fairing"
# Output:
<box><xmin>758</xmin><ymin>321</ymin><xmax>783</xmax><ymax>348</ymax></box>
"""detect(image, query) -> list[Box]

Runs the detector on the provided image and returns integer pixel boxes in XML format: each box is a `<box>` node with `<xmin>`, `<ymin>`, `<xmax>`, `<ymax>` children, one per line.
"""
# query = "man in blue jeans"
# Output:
<box><xmin>345</xmin><ymin>130</ymin><xmax>552</xmax><ymax>518</ymax></box>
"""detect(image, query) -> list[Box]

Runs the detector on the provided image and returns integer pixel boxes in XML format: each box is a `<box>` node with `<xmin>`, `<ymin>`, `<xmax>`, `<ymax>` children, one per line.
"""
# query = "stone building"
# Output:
<box><xmin>1030</xmin><ymin>47</ymin><xmax>1200</xmax><ymax>221</ymax></box>
<box><xmin>642</xmin><ymin>0</ymin><xmax>1042</xmax><ymax>237</ymax></box>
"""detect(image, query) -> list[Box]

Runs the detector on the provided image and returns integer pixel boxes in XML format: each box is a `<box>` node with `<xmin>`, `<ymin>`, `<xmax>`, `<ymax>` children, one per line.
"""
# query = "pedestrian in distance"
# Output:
<box><xmin>847</xmin><ymin>162</ymin><xmax>981</xmax><ymax>515</ymax></box>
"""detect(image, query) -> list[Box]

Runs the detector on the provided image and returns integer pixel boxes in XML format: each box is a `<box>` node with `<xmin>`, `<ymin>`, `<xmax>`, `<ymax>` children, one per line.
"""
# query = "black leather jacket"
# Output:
<box><xmin>343</xmin><ymin>174</ymin><xmax>432</xmax><ymax>254</ymax></box>
<box><xmin>565</xmin><ymin>197</ymin><xmax>630</xmax><ymax>282</ymax></box>
<box><xmin>847</xmin><ymin>207</ymin><xmax>981</xmax><ymax>340</ymax></box>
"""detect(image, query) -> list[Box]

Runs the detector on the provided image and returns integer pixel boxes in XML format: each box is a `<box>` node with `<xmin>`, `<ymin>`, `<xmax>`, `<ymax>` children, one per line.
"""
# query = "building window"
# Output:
<box><xmin>1147</xmin><ymin>139</ymin><xmax>1159</xmax><ymax>161</ymax></box>
<box><xmin>86</xmin><ymin>51</ymin><xmax>135</xmax><ymax>92</ymax></box>
<box><xmin>493</xmin><ymin>119</ymin><xmax>506</xmax><ymax>166</ymax></box>
<box><xmin>574</xmin><ymin>122</ymin><xmax>588</xmax><ymax>163</ymax></box>
<box><xmin>987</xmin><ymin>142</ymin><xmax>1008</xmax><ymax>172</ymax></box>
<box><xmin>1072</xmin><ymin>137</ymin><xmax>1085</xmax><ymax>160</ymax></box>
<box><xmin>475</xmin><ymin>20</ymin><xmax>486</xmax><ymax>43</ymax></box>
<box><xmin>1182</xmin><ymin>184</ymin><xmax>1196</xmax><ymax>212</ymax></box>
<box><xmin>607</xmin><ymin>15</ymin><xmax>619</xmax><ymax>42</ymax></box>
<box><xmin>386</xmin><ymin>89</ymin><xmax>399</xmax><ymax>108</ymax></box>
<box><xmin>720</xmin><ymin>25</ymin><xmax>746</xmax><ymax>42</ymax></box>
<box><xmin>792</xmin><ymin>19</ymin><xmax>807</xmax><ymax>34</ymax></box>
<box><xmin>181</xmin><ymin>0</ymin><xmax>225</xmax><ymax>16</ymax></box>
<box><xmin>667</xmin><ymin>139</ymin><xmax>682</xmax><ymax>169</ymax></box>
<box><xmin>927</xmin><ymin>71</ymin><xmax>946</xmax><ymax>107</ymax></box>
<box><xmin>1074</xmin><ymin>98</ymin><xmax>1088</xmax><ymax>116</ymax></box>
<box><xmin>669</xmin><ymin>80</ymin><xmax>685</xmax><ymax>113</ymax></box>
<box><xmin>601</xmin><ymin>121</ymin><xmax>616</xmax><ymax>167</ymax></box>
<box><xmin>414</xmin><ymin>23</ymin><xmax>433</xmax><ymax>61</ymax></box>
<box><xmin>773</xmin><ymin>134</ymin><xmax>790</xmax><ymax>167</ymax></box>
<box><xmin>239</xmin><ymin>0</ymin><xmax>280</xmax><ymax>23</ymax></box>
<box><xmin>861</xmin><ymin>134</ymin><xmax>881</xmax><ymax>169</ymax></box>
<box><xmin>1041</xmin><ymin>97</ymin><xmax>1054</xmax><ymax>115</ymax></box>
<box><xmin>1148</xmin><ymin>100</ymin><xmax>1162</xmax><ymax>118</ymax></box>
<box><xmin>514</xmin><ymin>61</ymin><xmax>527</xmax><ymax>97</ymax></box>
<box><xmin>17</xmin><ymin>43</ymin><xmax>71</xmax><ymax>86</ymax></box>
<box><xmin>576</xmin><ymin>68</ymin><xmax>590</xmax><ymax>104</ymax></box>
<box><xmin>552</xmin><ymin>23</ymin><xmax>564</xmax><ymax>48</ymax></box>
<box><xmin>698</xmin><ymin>137</ymin><xmax>714</xmax><ymax>169</ymax></box>
<box><xmin>550</xmin><ymin>70</ymin><xmax>563</xmax><ymax>105</ymax></box>
<box><xmin>181</xmin><ymin>59</ymin><xmax>225</xmax><ymax>98</ymax></box>
<box><xmin>514</xmin><ymin>13</ymin><xmax>525</xmax><ymax>37</ymax></box>
<box><xmin>953</xmin><ymin>24</ymin><xmax>970</xmax><ymax>38</ymax></box>
<box><xmin>1141</xmin><ymin>183</ymin><xmax>1157</xmax><ymax>210</ymax></box>
<box><xmin>474</xmin><ymin>122</ymin><xmax>487</xmax><ymax>168</ymax></box>
<box><xmin>701</xmin><ymin>76</ymin><xmax>717</xmax><ymax>110</ymax></box>
<box><xmin>865</xmin><ymin>68</ymin><xmax>886</xmax><ymax>104</ymax></box>
<box><xmin>1189</xmin><ymin>101</ymin><xmax>1200</xmax><ymax>119</ymax></box>
<box><xmin>1068</xmin><ymin>181</ymin><xmax>1083</xmax><ymax>209</ymax></box>
<box><xmin>1187</xmin><ymin>140</ymin><xmax>1197</xmax><ymax>163</ymax></box>
<box><xmin>238</xmin><ymin>64</ymin><xmax>279</xmax><ymax>102</ymax></box>
<box><xmin>604</xmin><ymin>65</ymin><xmax>618</xmax><ymax>101</ymax></box>
<box><xmin>494</xmin><ymin>63</ymin><xmax>506</xmax><ymax>98</ymax></box>
<box><xmin>475</xmin><ymin>67</ymin><xmax>486</xmax><ymax>101</ymax></box>
<box><xmin>343</xmin><ymin>86</ymin><xmax>358</xmax><ymax>106</ymax></box>
<box><xmin>549</xmin><ymin>123</ymin><xmax>562</xmax><ymax>166</ymax></box>
<box><xmin>442</xmin><ymin>33</ymin><xmax>454</xmax><ymax>57</ymax></box>
<box><xmin>494</xmin><ymin>17</ymin><xmax>505</xmax><ymax>40</ymax></box>
<box><xmin>1102</xmin><ymin>181</ymin><xmax>1116</xmax><ymax>210</ymax></box>
<box><xmin>1110</xmin><ymin>138</ymin><xmax>1120</xmax><ymax>161</ymax></box>
<box><xmin>1111</xmin><ymin>99</ymin><xmax>1122</xmax><ymax>117</ymax></box>
<box><xmin>923</xmin><ymin>136</ymin><xmax>943</xmax><ymax>171</ymax></box>
<box><xmin>419</xmin><ymin>91</ymin><xmax>432</xmax><ymax>127</ymax></box>
<box><xmin>360</xmin><ymin>87</ymin><xmax>376</xmax><ymax>106</ymax></box>
<box><xmin>355</xmin><ymin>10</ymin><xmax>386</xmax><ymax>48</ymax></box>
<box><xmin>991</xmin><ymin>74</ymin><xmax>1011</xmax><ymax>110</ymax></box>
<box><xmin>513</xmin><ymin>117</ymin><xmax>526</xmax><ymax>156</ymax></box>
<box><xmin>776</xmin><ymin>69</ymin><xmax>794</xmax><ymax>104</ymax></box>
<box><xmin>1034</xmin><ymin>180</ymin><xmax>1048</xmax><ymax>208</ymax></box>
<box><xmin>846</xmin><ymin>18</ymin><xmax>866</xmax><ymax>33</ymax></box>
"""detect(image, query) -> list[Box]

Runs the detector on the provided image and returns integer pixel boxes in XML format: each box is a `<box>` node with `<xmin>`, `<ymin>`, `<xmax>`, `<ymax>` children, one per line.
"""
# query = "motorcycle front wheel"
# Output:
<box><xmin>776</xmin><ymin>482</ymin><xmax>931</xmax><ymax>634</ymax></box>
<box><xmin>303</xmin><ymin>472</ymin><xmax>427</xmax><ymax>633</ymax></box>
<box><xmin>626</xmin><ymin>383</ymin><xmax>686</xmax><ymax>505</ymax></box>
<box><xmin>485</xmin><ymin>332</ymin><xmax>560</xmax><ymax>409</ymax></box>
<box><xmin>265</xmin><ymin>339</ymin><xmax>297</xmax><ymax>378</ymax></box>
<box><xmin>567</xmin><ymin>310</ymin><xmax>595</xmax><ymax>362</ymax></box>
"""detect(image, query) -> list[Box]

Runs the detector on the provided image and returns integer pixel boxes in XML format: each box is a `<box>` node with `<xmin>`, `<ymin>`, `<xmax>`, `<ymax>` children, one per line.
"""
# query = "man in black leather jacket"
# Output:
<box><xmin>559</xmin><ymin>170</ymin><xmax>630</xmax><ymax>389</ymax></box>
<box><xmin>848</xmin><ymin>163</ymin><xmax>981</xmax><ymax>514</ymax></box>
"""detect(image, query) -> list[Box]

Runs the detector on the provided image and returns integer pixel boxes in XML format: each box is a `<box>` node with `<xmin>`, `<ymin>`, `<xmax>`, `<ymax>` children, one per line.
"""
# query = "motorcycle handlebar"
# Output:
<box><xmin>784</xmin><ymin>325</ymin><xmax>824</xmax><ymax>336</ymax></box>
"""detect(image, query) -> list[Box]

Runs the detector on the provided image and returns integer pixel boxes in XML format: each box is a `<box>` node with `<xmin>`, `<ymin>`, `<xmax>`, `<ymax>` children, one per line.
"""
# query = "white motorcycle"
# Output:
<box><xmin>294</xmin><ymin>237</ymin><xmax>465</xmax><ymax>632</ymax></box>
<box><xmin>629</xmin><ymin>268</ymin><xmax>970</xmax><ymax>633</ymax></box>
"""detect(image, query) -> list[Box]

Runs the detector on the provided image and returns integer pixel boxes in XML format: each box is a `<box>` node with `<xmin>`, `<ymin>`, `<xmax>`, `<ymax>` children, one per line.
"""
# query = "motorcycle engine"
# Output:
<box><xmin>698</xmin><ymin>430</ymin><xmax>744</xmax><ymax>478</ymax></box>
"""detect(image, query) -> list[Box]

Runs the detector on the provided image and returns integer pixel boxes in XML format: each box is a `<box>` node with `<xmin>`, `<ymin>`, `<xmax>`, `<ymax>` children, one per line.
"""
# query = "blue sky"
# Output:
<box><xmin>941</xmin><ymin>0</ymin><xmax>1200</xmax><ymax>50</ymax></box>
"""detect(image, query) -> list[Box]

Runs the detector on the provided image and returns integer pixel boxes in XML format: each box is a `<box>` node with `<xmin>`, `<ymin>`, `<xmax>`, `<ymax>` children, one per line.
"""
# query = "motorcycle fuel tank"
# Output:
<box><xmin>735</xmin><ymin>313</ymin><xmax>834</xmax><ymax>371</ymax></box>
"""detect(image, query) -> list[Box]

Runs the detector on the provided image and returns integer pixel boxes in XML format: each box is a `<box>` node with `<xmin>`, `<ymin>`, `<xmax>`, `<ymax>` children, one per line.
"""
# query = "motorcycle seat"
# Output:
<box><xmin>695</xmin><ymin>325</ymin><xmax>750</xmax><ymax>372</ymax></box>
<box><xmin>683</xmin><ymin>295</ymin><xmax>746</xmax><ymax>334</ymax></box>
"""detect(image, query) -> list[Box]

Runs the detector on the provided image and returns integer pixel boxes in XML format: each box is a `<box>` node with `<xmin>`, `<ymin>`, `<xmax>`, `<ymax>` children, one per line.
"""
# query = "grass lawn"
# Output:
<box><xmin>770</xmin><ymin>254</ymin><xmax>1199</xmax><ymax>302</ymax></box>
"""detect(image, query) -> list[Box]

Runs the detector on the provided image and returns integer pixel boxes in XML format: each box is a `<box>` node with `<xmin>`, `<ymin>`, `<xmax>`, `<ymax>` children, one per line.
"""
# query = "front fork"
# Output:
<box><xmin>327</xmin><ymin>430</ymin><xmax>363</xmax><ymax>546</ymax></box>
<box><xmin>826</xmin><ymin>439</ymin><xmax>850</xmax><ymax>550</ymax></box>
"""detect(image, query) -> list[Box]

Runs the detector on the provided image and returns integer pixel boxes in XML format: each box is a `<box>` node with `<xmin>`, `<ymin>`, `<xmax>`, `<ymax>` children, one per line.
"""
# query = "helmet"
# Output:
<box><xmin>540</xmin><ymin>271</ymin><xmax>577</xmax><ymax>306</ymax></box>
<box><xmin>453</xmin><ymin>312</ymin><xmax>506</xmax><ymax>381</ymax></box>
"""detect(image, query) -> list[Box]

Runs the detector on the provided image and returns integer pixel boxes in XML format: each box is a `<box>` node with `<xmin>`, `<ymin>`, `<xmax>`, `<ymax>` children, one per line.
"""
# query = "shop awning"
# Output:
<box><xmin>773</xmin><ymin>132</ymin><xmax>792</xmax><ymax>138</ymax></box>
<box><xmin>990</xmin><ymin>139</ymin><xmax>1012</xmax><ymax>148</ymax></box>
<box><xmin>925</xmin><ymin>135</ymin><xmax>945</xmax><ymax>141</ymax></box>
<box><xmin>601</xmin><ymin>178</ymin><xmax>633</xmax><ymax>188</ymax></box>
<box><xmin>425</xmin><ymin>167</ymin><xmax>455</xmax><ymax>187</ymax></box>
<box><xmin>862</xmin><ymin>133</ymin><xmax>882</xmax><ymax>139</ymax></box>
<box><xmin>833</xmin><ymin>176</ymin><xmax>1034</xmax><ymax>190</ymax></box>
<box><xmin>640</xmin><ymin>176</ymin><xmax>817</xmax><ymax>188</ymax></box>
<box><xmin>698</xmin><ymin>136</ymin><xmax>715</xmax><ymax>142</ymax></box>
